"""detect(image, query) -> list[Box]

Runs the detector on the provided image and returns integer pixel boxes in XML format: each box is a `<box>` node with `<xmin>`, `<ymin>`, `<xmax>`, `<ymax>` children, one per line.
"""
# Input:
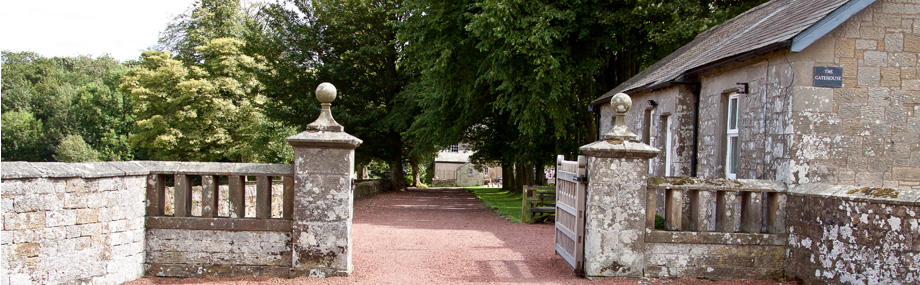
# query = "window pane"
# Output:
<box><xmin>729</xmin><ymin>97</ymin><xmax>738</xmax><ymax>130</ymax></box>
<box><xmin>729</xmin><ymin>136</ymin><xmax>739</xmax><ymax>175</ymax></box>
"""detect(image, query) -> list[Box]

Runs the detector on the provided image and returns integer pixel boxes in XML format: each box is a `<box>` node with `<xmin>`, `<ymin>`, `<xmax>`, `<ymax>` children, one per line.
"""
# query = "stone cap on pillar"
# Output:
<box><xmin>286</xmin><ymin>82</ymin><xmax>363</xmax><ymax>149</ymax></box>
<box><xmin>580</xmin><ymin>93</ymin><xmax>659</xmax><ymax>158</ymax></box>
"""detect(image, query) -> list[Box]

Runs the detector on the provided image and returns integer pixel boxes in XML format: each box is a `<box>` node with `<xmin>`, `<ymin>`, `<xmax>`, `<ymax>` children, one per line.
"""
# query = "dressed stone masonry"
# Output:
<box><xmin>286</xmin><ymin>82</ymin><xmax>362</xmax><ymax>277</ymax></box>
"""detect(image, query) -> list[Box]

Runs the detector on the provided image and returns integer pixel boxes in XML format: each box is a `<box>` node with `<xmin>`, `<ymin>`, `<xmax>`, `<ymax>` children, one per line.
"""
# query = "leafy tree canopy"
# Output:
<box><xmin>1</xmin><ymin>51</ymin><xmax>133</xmax><ymax>161</ymax></box>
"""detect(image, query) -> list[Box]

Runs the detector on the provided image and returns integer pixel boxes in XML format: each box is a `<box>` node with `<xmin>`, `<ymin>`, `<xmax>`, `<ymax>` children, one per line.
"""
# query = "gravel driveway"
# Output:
<box><xmin>132</xmin><ymin>188</ymin><xmax>785</xmax><ymax>284</ymax></box>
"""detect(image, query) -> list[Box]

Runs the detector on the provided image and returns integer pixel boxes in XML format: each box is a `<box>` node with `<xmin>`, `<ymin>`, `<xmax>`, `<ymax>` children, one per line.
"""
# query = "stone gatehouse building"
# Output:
<box><xmin>591</xmin><ymin>0</ymin><xmax>919</xmax><ymax>189</ymax></box>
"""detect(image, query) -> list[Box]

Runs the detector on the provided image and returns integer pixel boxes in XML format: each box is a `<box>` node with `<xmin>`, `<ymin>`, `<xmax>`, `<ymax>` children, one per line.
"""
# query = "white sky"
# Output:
<box><xmin>1</xmin><ymin>0</ymin><xmax>197</xmax><ymax>61</ymax></box>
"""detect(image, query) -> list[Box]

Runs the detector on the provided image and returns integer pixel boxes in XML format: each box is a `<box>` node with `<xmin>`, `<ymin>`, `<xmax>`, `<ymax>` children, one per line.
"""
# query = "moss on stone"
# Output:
<box><xmin>846</xmin><ymin>187</ymin><xmax>899</xmax><ymax>198</ymax></box>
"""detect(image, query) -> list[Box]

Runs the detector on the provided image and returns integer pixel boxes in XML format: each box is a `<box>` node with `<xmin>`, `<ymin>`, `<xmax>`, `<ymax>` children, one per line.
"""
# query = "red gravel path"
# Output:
<box><xmin>132</xmin><ymin>188</ymin><xmax>786</xmax><ymax>284</ymax></box>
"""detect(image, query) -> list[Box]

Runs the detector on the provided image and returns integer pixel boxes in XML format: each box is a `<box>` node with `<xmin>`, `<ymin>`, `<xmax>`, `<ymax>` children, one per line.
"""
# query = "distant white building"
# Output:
<box><xmin>432</xmin><ymin>144</ymin><xmax>500</xmax><ymax>187</ymax></box>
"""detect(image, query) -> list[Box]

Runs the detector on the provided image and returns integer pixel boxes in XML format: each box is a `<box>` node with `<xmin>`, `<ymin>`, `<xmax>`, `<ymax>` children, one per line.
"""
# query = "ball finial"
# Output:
<box><xmin>611</xmin><ymin>93</ymin><xmax>632</xmax><ymax>114</ymax></box>
<box><xmin>315</xmin><ymin>82</ymin><xmax>337</xmax><ymax>103</ymax></box>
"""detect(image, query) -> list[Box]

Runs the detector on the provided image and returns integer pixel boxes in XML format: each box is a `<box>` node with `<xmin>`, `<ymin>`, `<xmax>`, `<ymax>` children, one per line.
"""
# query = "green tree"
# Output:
<box><xmin>54</xmin><ymin>135</ymin><xmax>100</xmax><ymax>162</ymax></box>
<box><xmin>121</xmin><ymin>39</ymin><xmax>278</xmax><ymax>162</ymax></box>
<box><xmin>156</xmin><ymin>0</ymin><xmax>248</xmax><ymax>64</ymax></box>
<box><xmin>1</xmin><ymin>51</ymin><xmax>133</xmax><ymax>161</ymax></box>
<box><xmin>1</xmin><ymin>111</ymin><xmax>46</xmax><ymax>161</ymax></box>
<box><xmin>248</xmin><ymin>0</ymin><xmax>421</xmax><ymax>189</ymax></box>
<box><xmin>400</xmin><ymin>0</ymin><xmax>764</xmax><ymax>191</ymax></box>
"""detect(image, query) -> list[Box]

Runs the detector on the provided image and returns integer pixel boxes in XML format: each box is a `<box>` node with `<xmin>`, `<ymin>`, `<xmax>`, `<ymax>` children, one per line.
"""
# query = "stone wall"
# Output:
<box><xmin>696</xmin><ymin>51</ymin><xmax>795</xmax><ymax>182</ymax></box>
<box><xmin>785</xmin><ymin>183</ymin><xmax>919</xmax><ymax>284</ymax></box>
<box><xmin>145</xmin><ymin>229</ymin><xmax>291</xmax><ymax>277</ymax></box>
<box><xmin>353</xmin><ymin>179</ymin><xmax>392</xmax><ymax>200</ymax></box>
<box><xmin>2</xmin><ymin>162</ymin><xmax>147</xmax><ymax>284</ymax></box>
<box><xmin>786</xmin><ymin>0</ymin><xmax>920</xmax><ymax>188</ymax></box>
<box><xmin>645</xmin><ymin>243</ymin><xmax>784</xmax><ymax>279</ymax></box>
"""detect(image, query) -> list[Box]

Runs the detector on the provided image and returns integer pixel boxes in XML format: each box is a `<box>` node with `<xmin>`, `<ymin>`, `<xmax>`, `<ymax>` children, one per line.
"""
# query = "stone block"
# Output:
<box><xmin>890</xmin><ymin>52</ymin><xmax>918</xmax><ymax>67</ymax></box>
<box><xmin>292</xmin><ymin>222</ymin><xmax>352</xmax><ymax>277</ymax></box>
<box><xmin>10</xmin><ymin>243</ymin><xmax>40</xmax><ymax>258</ymax></box>
<box><xmin>860</xmin><ymin>25</ymin><xmax>885</xmax><ymax>41</ymax></box>
<box><xmin>856</xmin><ymin>39</ymin><xmax>878</xmax><ymax>50</ymax></box>
<box><xmin>885</xmin><ymin>33</ymin><xmax>904</xmax><ymax>52</ymax></box>
<box><xmin>858</xmin><ymin>67</ymin><xmax>881</xmax><ymax>86</ymax></box>
<box><xmin>4</xmin><ymin>212</ymin><xmax>46</xmax><ymax>230</ymax></box>
<box><xmin>792</xmin><ymin>87</ymin><xmax>835</xmax><ymax>112</ymax></box>
<box><xmin>864</xmin><ymin>51</ymin><xmax>889</xmax><ymax>67</ymax></box>
<box><xmin>902</xmin><ymin>67</ymin><xmax>917</xmax><ymax>80</ymax></box>
<box><xmin>904</xmin><ymin>79</ymin><xmax>920</xmax><ymax>91</ymax></box>
<box><xmin>881</xmin><ymin>68</ymin><xmax>901</xmax><ymax>88</ymax></box>
<box><xmin>868</xmin><ymin>88</ymin><xmax>892</xmax><ymax>106</ymax></box>
<box><xmin>836</xmin><ymin>38</ymin><xmax>855</xmax><ymax>58</ymax></box>
<box><xmin>13</xmin><ymin>193</ymin><xmax>62</xmax><ymax>213</ymax></box>
<box><xmin>293</xmin><ymin>174</ymin><xmax>352</xmax><ymax>222</ymax></box>
<box><xmin>876</xmin><ymin>13</ymin><xmax>903</xmax><ymax>28</ymax></box>
<box><xmin>905</xmin><ymin>35</ymin><xmax>920</xmax><ymax>53</ymax></box>
<box><xmin>293</xmin><ymin>148</ymin><xmax>353</xmax><ymax>176</ymax></box>
<box><xmin>893</xmin><ymin>167</ymin><xmax>920</xmax><ymax>180</ymax></box>
<box><xmin>75</xmin><ymin>208</ymin><xmax>98</xmax><ymax>225</ymax></box>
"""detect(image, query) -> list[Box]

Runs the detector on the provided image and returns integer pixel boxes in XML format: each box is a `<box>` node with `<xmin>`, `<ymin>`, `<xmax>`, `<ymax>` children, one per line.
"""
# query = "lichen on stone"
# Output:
<box><xmin>846</xmin><ymin>187</ymin><xmax>898</xmax><ymax>198</ymax></box>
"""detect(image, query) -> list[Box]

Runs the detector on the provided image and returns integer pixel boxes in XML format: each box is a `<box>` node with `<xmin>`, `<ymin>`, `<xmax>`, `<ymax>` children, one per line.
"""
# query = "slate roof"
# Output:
<box><xmin>592</xmin><ymin>0</ymin><xmax>857</xmax><ymax>106</ymax></box>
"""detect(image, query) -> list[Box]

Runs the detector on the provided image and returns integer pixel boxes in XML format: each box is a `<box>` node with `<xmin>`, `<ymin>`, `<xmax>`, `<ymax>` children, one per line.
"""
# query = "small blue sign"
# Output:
<box><xmin>814</xmin><ymin>66</ymin><xmax>843</xmax><ymax>88</ymax></box>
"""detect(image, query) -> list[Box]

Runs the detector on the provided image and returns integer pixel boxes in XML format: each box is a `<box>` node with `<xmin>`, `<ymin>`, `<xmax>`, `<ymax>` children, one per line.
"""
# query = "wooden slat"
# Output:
<box><xmin>174</xmin><ymin>174</ymin><xmax>192</xmax><ymax>217</ymax></box>
<box><xmin>256</xmin><ymin>176</ymin><xmax>271</xmax><ymax>219</ymax></box>
<box><xmin>146</xmin><ymin>174</ymin><xmax>165</xmax><ymax>216</ymax></box>
<box><xmin>283</xmin><ymin>176</ymin><xmax>294</xmax><ymax>220</ymax></box>
<box><xmin>202</xmin><ymin>175</ymin><xmax>219</xmax><ymax>218</ymax></box>
<box><xmin>228</xmin><ymin>175</ymin><xmax>246</xmax><ymax>218</ymax></box>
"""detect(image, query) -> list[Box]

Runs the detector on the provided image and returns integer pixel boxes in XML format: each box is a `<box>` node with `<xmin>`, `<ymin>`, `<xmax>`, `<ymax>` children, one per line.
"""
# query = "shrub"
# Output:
<box><xmin>54</xmin><ymin>135</ymin><xmax>100</xmax><ymax>162</ymax></box>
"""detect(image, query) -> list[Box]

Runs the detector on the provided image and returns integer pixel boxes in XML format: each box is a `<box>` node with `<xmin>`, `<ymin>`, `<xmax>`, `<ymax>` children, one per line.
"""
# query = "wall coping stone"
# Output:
<box><xmin>789</xmin><ymin>183</ymin><xmax>920</xmax><ymax>205</ymax></box>
<box><xmin>285</xmin><ymin>130</ymin><xmax>362</xmax><ymax>149</ymax></box>
<box><xmin>1</xmin><ymin>161</ymin><xmax>292</xmax><ymax>179</ymax></box>
<box><xmin>580</xmin><ymin>140</ymin><xmax>660</xmax><ymax>158</ymax></box>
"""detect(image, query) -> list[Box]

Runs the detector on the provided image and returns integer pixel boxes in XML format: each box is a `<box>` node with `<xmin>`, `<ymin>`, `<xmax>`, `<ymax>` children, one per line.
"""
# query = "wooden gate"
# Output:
<box><xmin>554</xmin><ymin>155</ymin><xmax>586</xmax><ymax>274</ymax></box>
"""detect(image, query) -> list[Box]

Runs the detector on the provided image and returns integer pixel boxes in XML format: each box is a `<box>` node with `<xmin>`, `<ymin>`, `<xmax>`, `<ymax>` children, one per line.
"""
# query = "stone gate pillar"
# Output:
<box><xmin>579</xmin><ymin>93</ymin><xmax>659</xmax><ymax>278</ymax></box>
<box><xmin>286</xmin><ymin>83</ymin><xmax>362</xmax><ymax>277</ymax></box>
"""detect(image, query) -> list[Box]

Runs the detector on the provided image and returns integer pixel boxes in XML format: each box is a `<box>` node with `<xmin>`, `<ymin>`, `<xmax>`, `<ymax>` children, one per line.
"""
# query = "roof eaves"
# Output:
<box><xmin>791</xmin><ymin>0</ymin><xmax>876</xmax><ymax>52</ymax></box>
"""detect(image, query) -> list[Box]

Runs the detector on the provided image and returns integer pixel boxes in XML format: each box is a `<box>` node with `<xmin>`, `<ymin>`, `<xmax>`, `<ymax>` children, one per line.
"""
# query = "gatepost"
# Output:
<box><xmin>286</xmin><ymin>83</ymin><xmax>362</xmax><ymax>277</ymax></box>
<box><xmin>579</xmin><ymin>93</ymin><xmax>659</xmax><ymax>278</ymax></box>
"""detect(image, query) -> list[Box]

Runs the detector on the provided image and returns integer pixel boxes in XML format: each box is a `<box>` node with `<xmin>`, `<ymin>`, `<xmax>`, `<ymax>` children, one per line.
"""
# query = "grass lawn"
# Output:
<box><xmin>459</xmin><ymin>186</ymin><xmax>524</xmax><ymax>223</ymax></box>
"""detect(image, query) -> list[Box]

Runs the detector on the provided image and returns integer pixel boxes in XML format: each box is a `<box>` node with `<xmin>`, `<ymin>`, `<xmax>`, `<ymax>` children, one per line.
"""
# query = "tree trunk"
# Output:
<box><xmin>514</xmin><ymin>163</ymin><xmax>526</xmax><ymax>194</ymax></box>
<box><xmin>387</xmin><ymin>159</ymin><xmax>406</xmax><ymax>191</ymax></box>
<box><xmin>536</xmin><ymin>164</ymin><xmax>546</xmax><ymax>185</ymax></box>
<box><xmin>410</xmin><ymin>157</ymin><xmax>421</xmax><ymax>187</ymax></box>
<box><xmin>501</xmin><ymin>161</ymin><xmax>513</xmax><ymax>191</ymax></box>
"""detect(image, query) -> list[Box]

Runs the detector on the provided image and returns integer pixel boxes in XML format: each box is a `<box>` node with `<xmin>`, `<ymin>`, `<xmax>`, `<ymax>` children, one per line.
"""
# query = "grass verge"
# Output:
<box><xmin>459</xmin><ymin>186</ymin><xmax>524</xmax><ymax>223</ymax></box>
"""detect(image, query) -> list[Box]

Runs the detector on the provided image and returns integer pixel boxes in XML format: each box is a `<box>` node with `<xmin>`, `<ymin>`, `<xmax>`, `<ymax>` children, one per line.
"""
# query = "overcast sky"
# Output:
<box><xmin>1</xmin><ymin>0</ymin><xmax>197</xmax><ymax>61</ymax></box>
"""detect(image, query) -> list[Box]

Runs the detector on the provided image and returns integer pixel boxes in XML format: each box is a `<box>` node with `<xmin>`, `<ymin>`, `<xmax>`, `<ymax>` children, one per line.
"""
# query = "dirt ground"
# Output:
<box><xmin>130</xmin><ymin>188</ymin><xmax>789</xmax><ymax>284</ymax></box>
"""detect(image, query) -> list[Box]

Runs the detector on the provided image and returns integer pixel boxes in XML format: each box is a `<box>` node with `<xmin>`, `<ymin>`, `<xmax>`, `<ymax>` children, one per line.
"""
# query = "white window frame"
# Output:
<box><xmin>725</xmin><ymin>93</ymin><xmax>740</xmax><ymax>179</ymax></box>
